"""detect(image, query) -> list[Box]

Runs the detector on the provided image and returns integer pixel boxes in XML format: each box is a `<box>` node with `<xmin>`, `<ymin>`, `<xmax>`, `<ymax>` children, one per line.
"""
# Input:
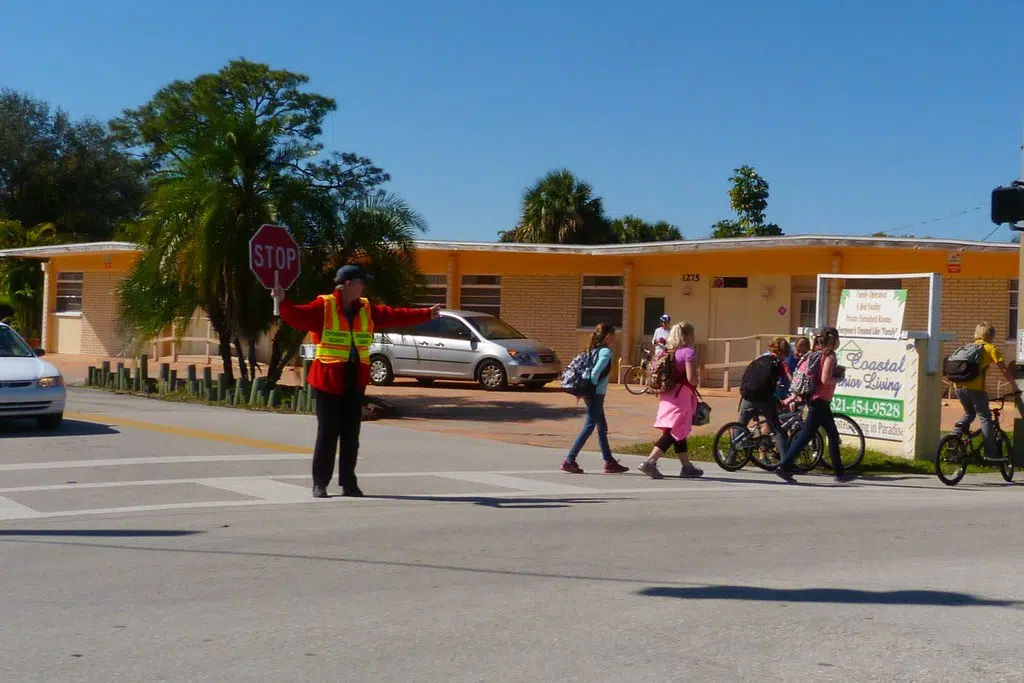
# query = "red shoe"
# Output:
<box><xmin>561</xmin><ymin>460</ymin><xmax>584</xmax><ymax>474</ymax></box>
<box><xmin>604</xmin><ymin>460</ymin><xmax>629</xmax><ymax>474</ymax></box>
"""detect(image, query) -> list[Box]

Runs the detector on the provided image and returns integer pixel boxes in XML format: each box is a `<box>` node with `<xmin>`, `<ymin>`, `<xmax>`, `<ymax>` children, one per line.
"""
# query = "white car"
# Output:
<box><xmin>0</xmin><ymin>322</ymin><xmax>66</xmax><ymax>429</ymax></box>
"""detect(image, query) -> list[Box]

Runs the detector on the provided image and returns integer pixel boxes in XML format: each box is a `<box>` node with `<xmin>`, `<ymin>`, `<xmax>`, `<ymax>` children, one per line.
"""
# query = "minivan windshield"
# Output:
<box><xmin>465</xmin><ymin>316</ymin><xmax>526</xmax><ymax>341</ymax></box>
<box><xmin>0</xmin><ymin>326</ymin><xmax>34</xmax><ymax>358</ymax></box>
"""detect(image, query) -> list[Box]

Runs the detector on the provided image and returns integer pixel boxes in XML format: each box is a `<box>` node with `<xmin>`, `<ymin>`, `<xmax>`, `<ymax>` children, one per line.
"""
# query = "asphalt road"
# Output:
<box><xmin>1</xmin><ymin>389</ymin><xmax>1023</xmax><ymax>682</ymax></box>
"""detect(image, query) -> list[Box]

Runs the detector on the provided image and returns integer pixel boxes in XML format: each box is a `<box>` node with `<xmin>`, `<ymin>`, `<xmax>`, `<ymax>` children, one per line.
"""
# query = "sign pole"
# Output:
<box><xmin>273</xmin><ymin>270</ymin><xmax>280</xmax><ymax>317</ymax></box>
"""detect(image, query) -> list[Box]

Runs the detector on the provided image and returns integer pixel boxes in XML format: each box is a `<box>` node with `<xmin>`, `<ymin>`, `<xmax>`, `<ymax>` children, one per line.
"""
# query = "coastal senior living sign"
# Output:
<box><xmin>832</xmin><ymin>338</ymin><xmax>911</xmax><ymax>444</ymax></box>
<box><xmin>836</xmin><ymin>289</ymin><xmax>907</xmax><ymax>339</ymax></box>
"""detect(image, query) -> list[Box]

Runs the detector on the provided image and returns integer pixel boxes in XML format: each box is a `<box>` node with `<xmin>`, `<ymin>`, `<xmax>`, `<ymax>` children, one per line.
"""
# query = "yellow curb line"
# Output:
<box><xmin>65</xmin><ymin>411</ymin><xmax>308</xmax><ymax>453</ymax></box>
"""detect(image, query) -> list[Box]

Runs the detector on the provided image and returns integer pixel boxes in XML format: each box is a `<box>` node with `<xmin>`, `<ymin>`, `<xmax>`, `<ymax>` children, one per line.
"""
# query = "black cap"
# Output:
<box><xmin>334</xmin><ymin>264</ymin><xmax>373</xmax><ymax>285</ymax></box>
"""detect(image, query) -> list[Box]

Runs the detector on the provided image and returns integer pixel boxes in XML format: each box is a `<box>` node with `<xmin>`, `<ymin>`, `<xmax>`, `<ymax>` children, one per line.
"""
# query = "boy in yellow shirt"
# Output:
<box><xmin>952</xmin><ymin>323</ymin><xmax>1020</xmax><ymax>458</ymax></box>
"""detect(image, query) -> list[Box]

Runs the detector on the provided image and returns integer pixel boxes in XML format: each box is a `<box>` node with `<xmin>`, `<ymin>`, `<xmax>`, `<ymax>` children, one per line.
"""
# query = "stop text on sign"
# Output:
<box><xmin>251</xmin><ymin>244</ymin><xmax>297</xmax><ymax>271</ymax></box>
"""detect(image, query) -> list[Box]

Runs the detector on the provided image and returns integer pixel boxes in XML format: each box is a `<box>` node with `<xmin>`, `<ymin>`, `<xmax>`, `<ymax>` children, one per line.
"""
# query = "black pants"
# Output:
<box><xmin>655</xmin><ymin>431</ymin><xmax>688</xmax><ymax>454</ymax></box>
<box><xmin>312</xmin><ymin>386</ymin><xmax>364</xmax><ymax>489</ymax></box>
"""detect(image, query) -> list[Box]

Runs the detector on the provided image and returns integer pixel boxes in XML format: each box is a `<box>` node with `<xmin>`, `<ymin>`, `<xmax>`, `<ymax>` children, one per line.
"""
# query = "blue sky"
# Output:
<box><xmin>2</xmin><ymin>1</ymin><xmax>1023</xmax><ymax>243</ymax></box>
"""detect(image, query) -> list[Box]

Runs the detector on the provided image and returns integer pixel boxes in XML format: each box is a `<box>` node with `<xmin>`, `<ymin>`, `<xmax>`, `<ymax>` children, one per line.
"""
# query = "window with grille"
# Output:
<box><xmin>56</xmin><ymin>272</ymin><xmax>83</xmax><ymax>313</ymax></box>
<box><xmin>460</xmin><ymin>275</ymin><xmax>501</xmax><ymax>317</ymax></box>
<box><xmin>1009</xmin><ymin>279</ymin><xmax>1018</xmax><ymax>341</ymax></box>
<box><xmin>799</xmin><ymin>298</ymin><xmax>817</xmax><ymax>329</ymax></box>
<box><xmin>415</xmin><ymin>275</ymin><xmax>447</xmax><ymax>308</ymax></box>
<box><xmin>580</xmin><ymin>276</ymin><xmax>623</xmax><ymax>328</ymax></box>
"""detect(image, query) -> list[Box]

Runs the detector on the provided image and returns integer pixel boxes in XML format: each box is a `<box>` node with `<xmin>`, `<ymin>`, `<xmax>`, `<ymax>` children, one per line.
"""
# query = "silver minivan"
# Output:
<box><xmin>368</xmin><ymin>310</ymin><xmax>562</xmax><ymax>390</ymax></box>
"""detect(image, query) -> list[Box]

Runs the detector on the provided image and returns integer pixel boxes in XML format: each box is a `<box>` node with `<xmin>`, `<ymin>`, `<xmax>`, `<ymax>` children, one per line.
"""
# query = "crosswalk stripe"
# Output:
<box><xmin>196</xmin><ymin>477</ymin><xmax>312</xmax><ymax>502</ymax></box>
<box><xmin>435</xmin><ymin>472</ymin><xmax>600</xmax><ymax>494</ymax></box>
<box><xmin>0</xmin><ymin>495</ymin><xmax>42</xmax><ymax>519</ymax></box>
<box><xmin>0</xmin><ymin>453</ymin><xmax>309</xmax><ymax>472</ymax></box>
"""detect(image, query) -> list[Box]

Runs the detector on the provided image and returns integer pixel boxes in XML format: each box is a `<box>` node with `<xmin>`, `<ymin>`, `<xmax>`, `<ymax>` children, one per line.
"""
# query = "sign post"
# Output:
<box><xmin>249</xmin><ymin>224</ymin><xmax>301</xmax><ymax>317</ymax></box>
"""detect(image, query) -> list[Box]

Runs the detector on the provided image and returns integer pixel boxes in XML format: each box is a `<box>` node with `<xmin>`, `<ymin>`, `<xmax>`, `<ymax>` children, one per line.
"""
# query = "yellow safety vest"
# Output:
<box><xmin>315</xmin><ymin>295</ymin><xmax>374</xmax><ymax>365</ymax></box>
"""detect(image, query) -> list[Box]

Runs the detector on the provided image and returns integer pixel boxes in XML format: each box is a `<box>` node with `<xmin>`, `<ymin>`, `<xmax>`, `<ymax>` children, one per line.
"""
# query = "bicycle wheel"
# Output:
<box><xmin>998</xmin><ymin>432</ymin><xmax>1014</xmax><ymax>482</ymax></box>
<box><xmin>818</xmin><ymin>413</ymin><xmax>866</xmax><ymax>470</ymax></box>
<box><xmin>749</xmin><ymin>433</ymin><xmax>781</xmax><ymax>471</ymax></box>
<box><xmin>792</xmin><ymin>432</ymin><xmax>824</xmax><ymax>473</ymax></box>
<box><xmin>623</xmin><ymin>366</ymin><xmax>648</xmax><ymax>395</ymax></box>
<box><xmin>712</xmin><ymin>422</ymin><xmax>752</xmax><ymax>471</ymax></box>
<box><xmin>935</xmin><ymin>434</ymin><xmax>967</xmax><ymax>486</ymax></box>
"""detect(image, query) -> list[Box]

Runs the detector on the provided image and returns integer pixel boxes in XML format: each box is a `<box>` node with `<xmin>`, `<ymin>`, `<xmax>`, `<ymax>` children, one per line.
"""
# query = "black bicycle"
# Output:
<box><xmin>935</xmin><ymin>392</ymin><xmax>1016</xmax><ymax>486</ymax></box>
<box><xmin>712</xmin><ymin>408</ymin><xmax>822</xmax><ymax>473</ymax></box>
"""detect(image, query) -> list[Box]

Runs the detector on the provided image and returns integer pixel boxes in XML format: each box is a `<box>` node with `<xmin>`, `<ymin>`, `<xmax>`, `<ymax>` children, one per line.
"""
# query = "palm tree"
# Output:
<box><xmin>505</xmin><ymin>169</ymin><xmax>611</xmax><ymax>244</ymax></box>
<box><xmin>264</xmin><ymin>191</ymin><xmax>427</xmax><ymax>385</ymax></box>
<box><xmin>0</xmin><ymin>220</ymin><xmax>59</xmax><ymax>338</ymax></box>
<box><xmin>609</xmin><ymin>215</ymin><xmax>683</xmax><ymax>243</ymax></box>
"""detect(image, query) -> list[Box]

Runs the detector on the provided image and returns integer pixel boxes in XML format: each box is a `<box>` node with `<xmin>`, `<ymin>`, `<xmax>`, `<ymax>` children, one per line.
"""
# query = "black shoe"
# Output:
<box><xmin>774</xmin><ymin>468</ymin><xmax>796</xmax><ymax>483</ymax></box>
<box><xmin>341</xmin><ymin>487</ymin><xmax>364</xmax><ymax>498</ymax></box>
<box><xmin>312</xmin><ymin>485</ymin><xmax>328</xmax><ymax>498</ymax></box>
<box><xmin>834</xmin><ymin>473</ymin><xmax>856</xmax><ymax>484</ymax></box>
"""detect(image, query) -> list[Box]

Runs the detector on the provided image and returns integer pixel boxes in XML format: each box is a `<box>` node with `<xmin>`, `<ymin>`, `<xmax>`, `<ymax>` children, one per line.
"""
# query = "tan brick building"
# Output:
<box><xmin>1</xmin><ymin>236</ymin><xmax>1019</xmax><ymax>391</ymax></box>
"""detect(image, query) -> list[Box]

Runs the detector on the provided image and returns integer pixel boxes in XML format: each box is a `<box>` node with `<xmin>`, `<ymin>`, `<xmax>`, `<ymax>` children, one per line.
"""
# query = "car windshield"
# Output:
<box><xmin>465</xmin><ymin>316</ymin><xmax>525</xmax><ymax>340</ymax></box>
<box><xmin>0</xmin><ymin>327</ymin><xmax>34</xmax><ymax>358</ymax></box>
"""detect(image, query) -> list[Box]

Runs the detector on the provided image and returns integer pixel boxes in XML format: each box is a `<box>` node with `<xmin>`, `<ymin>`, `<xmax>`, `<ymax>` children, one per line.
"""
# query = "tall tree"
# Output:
<box><xmin>609</xmin><ymin>215</ymin><xmax>682</xmax><ymax>243</ymax></box>
<box><xmin>499</xmin><ymin>169</ymin><xmax>612</xmax><ymax>244</ymax></box>
<box><xmin>711</xmin><ymin>165</ymin><xmax>783</xmax><ymax>238</ymax></box>
<box><xmin>0</xmin><ymin>89</ymin><xmax>147</xmax><ymax>240</ymax></box>
<box><xmin>113</xmin><ymin>59</ymin><xmax>413</xmax><ymax>386</ymax></box>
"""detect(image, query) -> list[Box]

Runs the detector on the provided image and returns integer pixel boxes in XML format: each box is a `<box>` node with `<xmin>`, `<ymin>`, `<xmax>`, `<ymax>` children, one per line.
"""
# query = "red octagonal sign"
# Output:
<box><xmin>249</xmin><ymin>224</ymin><xmax>301</xmax><ymax>291</ymax></box>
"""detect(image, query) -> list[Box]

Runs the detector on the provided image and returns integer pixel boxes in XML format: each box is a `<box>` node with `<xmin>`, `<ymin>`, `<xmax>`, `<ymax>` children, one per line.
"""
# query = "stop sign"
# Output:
<box><xmin>249</xmin><ymin>224</ymin><xmax>301</xmax><ymax>290</ymax></box>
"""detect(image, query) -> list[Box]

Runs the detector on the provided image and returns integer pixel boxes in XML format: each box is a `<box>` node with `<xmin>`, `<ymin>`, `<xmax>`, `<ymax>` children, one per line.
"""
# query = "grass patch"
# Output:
<box><xmin>620</xmin><ymin>434</ymin><xmax>1004</xmax><ymax>476</ymax></box>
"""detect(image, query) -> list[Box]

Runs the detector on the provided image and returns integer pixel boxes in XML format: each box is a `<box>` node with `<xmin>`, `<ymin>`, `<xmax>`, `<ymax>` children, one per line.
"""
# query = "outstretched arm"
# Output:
<box><xmin>372</xmin><ymin>303</ymin><xmax>440</xmax><ymax>329</ymax></box>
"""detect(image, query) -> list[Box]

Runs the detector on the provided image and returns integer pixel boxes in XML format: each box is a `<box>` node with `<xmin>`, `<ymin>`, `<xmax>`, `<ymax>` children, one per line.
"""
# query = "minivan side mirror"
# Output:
<box><xmin>33</xmin><ymin>348</ymin><xmax>45</xmax><ymax>357</ymax></box>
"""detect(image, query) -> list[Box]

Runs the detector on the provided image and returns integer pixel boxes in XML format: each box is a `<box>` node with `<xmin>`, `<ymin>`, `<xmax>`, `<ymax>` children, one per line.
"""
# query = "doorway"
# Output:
<box><xmin>643</xmin><ymin>297</ymin><xmax>666</xmax><ymax>340</ymax></box>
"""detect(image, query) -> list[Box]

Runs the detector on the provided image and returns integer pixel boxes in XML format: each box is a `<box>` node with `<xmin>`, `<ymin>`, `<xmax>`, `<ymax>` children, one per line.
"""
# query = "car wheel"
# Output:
<box><xmin>38</xmin><ymin>413</ymin><xmax>63</xmax><ymax>431</ymax></box>
<box><xmin>416</xmin><ymin>378</ymin><xmax>436</xmax><ymax>386</ymax></box>
<box><xmin>369</xmin><ymin>356</ymin><xmax>394</xmax><ymax>386</ymax></box>
<box><xmin>477</xmin><ymin>361</ymin><xmax>508</xmax><ymax>391</ymax></box>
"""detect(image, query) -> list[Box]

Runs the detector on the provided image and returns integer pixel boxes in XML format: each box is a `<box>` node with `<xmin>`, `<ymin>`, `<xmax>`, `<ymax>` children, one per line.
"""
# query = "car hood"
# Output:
<box><xmin>0</xmin><ymin>357</ymin><xmax>60</xmax><ymax>382</ymax></box>
<box><xmin>491</xmin><ymin>338</ymin><xmax>555</xmax><ymax>355</ymax></box>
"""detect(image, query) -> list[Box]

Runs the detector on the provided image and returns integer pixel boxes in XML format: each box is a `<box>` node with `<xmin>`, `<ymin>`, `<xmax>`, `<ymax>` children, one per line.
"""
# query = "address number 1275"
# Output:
<box><xmin>681</xmin><ymin>274</ymin><xmax>700</xmax><ymax>282</ymax></box>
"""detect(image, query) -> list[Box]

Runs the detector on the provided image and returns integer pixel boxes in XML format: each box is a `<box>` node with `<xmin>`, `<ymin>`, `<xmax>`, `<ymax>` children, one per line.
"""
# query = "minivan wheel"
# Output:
<box><xmin>369</xmin><ymin>356</ymin><xmax>394</xmax><ymax>386</ymax></box>
<box><xmin>477</xmin><ymin>361</ymin><xmax>508</xmax><ymax>391</ymax></box>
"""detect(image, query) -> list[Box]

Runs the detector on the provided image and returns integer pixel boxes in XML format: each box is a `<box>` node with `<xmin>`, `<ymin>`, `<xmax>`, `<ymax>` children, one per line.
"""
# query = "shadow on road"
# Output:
<box><xmin>0</xmin><ymin>529</ymin><xmax>202</xmax><ymax>537</ymax></box>
<box><xmin>638</xmin><ymin>584</ymin><xmax>1022</xmax><ymax>608</ymax></box>
<box><xmin>0</xmin><ymin>419</ymin><xmax>119</xmax><ymax>439</ymax></box>
<box><xmin>365</xmin><ymin>494</ymin><xmax>628</xmax><ymax>509</ymax></box>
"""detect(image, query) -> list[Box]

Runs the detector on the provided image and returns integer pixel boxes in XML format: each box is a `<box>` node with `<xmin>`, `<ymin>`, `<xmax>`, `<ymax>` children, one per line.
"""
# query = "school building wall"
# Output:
<box><xmin>33</xmin><ymin>241</ymin><xmax>1021</xmax><ymax>392</ymax></box>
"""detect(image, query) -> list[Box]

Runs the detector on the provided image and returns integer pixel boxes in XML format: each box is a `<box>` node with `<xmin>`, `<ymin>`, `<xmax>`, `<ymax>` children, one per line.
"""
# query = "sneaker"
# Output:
<box><xmin>604</xmin><ymin>460</ymin><xmax>629</xmax><ymax>474</ymax></box>
<box><xmin>561</xmin><ymin>460</ymin><xmax>584</xmax><ymax>475</ymax></box>
<box><xmin>833</xmin><ymin>473</ymin><xmax>856</xmax><ymax>484</ymax></box>
<box><xmin>679</xmin><ymin>464</ymin><xmax>704</xmax><ymax>478</ymax></box>
<box><xmin>774</xmin><ymin>468</ymin><xmax>796</xmax><ymax>483</ymax></box>
<box><xmin>638</xmin><ymin>460</ymin><xmax>665</xmax><ymax>480</ymax></box>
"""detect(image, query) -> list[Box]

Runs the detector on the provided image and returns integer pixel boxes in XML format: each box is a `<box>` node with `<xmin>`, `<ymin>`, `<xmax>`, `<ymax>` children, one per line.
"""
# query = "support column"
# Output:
<box><xmin>619</xmin><ymin>262</ymin><xmax>634</xmax><ymax>383</ymax></box>
<box><xmin>446</xmin><ymin>253</ymin><xmax>458</xmax><ymax>310</ymax></box>
<box><xmin>40</xmin><ymin>260</ymin><xmax>51</xmax><ymax>351</ymax></box>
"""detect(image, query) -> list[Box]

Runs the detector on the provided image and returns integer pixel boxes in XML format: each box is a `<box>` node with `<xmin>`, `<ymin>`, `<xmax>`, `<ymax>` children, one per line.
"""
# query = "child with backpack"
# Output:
<box><xmin>776</xmin><ymin>327</ymin><xmax>850</xmax><ymax>483</ymax></box>
<box><xmin>638</xmin><ymin>321</ymin><xmax>705</xmax><ymax>479</ymax></box>
<box><xmin>560</xmin><ymin>323</ymin><xmax>630</xmax><ymax>475</ymax></box>
<box><xmin>946</xmin><ymin>322</ymin><xmax>1020</xmax><ymax>459</ymax></box>
<box><xmin>737</xmin><ymin>337</ymin><xmax>792</xmax><ymax>459</ymax></box>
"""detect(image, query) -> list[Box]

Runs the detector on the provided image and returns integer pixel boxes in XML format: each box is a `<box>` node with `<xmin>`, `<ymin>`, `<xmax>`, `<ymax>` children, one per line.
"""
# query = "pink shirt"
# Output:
<box><xmin>812</xmin><ymin>352</ymin><xmax>837</xmax><ymax>402</ymax></box>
